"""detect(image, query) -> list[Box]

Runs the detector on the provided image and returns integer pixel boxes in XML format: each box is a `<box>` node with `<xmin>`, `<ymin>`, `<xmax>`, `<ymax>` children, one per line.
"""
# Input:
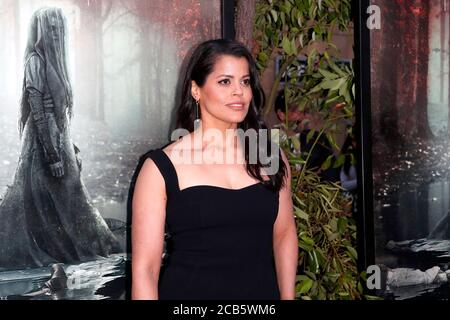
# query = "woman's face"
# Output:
<box><xmin>49</xmin><ymin>12</ymin><xmax>65</xmax><ymax>41</ymax></box>
<box><xmin>192</xmin><ymin>55</ymin><xmax>253</xmax><ymax>127</ymax></box>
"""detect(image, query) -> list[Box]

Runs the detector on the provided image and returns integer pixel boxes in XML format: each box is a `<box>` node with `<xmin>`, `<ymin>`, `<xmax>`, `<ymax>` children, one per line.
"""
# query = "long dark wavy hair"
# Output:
<box><xmin>175</xmin><ymin>39</ymin><xmax>287</xmax><ymax>193</ymax></box>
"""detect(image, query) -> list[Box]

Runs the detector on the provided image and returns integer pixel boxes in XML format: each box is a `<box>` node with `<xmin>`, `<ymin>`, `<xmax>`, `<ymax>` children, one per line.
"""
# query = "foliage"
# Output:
<box><xmin>280</xmin><ymin>131</ymin><xmax>362</xmax><ymax>300</ymax></box>
<box><xmin>254</xmin><ymin>0</ymin><xmax>355</xmax><ymax>174</ymax></box>
<box><xmin>254</xmin><ymin>0</ymin><xmax>364</xmax><ymax>299</ymax></box>
<box><xmin>254</xmin><ymin>0</ymin><xmax>352</xmax><ymax>116</ymax></box>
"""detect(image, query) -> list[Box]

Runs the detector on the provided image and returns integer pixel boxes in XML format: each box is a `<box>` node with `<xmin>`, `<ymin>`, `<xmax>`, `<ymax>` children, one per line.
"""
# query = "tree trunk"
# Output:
<box><xmin>156</xmin><ymin>19</ymin><xmax>165</xmax><ymax>140</ymax></box>
<box><xmin>441</xmin><ymin>0</ymin><xmax>446</xmax><ymax>103</ymax></box>
<box><xmin>235</xmin><ymin>0</ymin><xmax>255</xmax><ymax>51</ymax></box>
<box><xmin>415</xmin><ymin>0</ymin><xmax>430</xmax><ymax>140</ymax></box>
<box><xmin>73</xmin><ymin>0</ymin><xmax>111</xmax><ymax>122</ymax></box>
<box><xmin>97</xmin><ymin>20</ymin><xmax>105</xmax><ymax>122</ymax></box>
<box><xmin>447</xmin><ymin>0</ymin><xmax>450</xmax><ymax>136</ymax></box>
<box><xmin>378</xmin><ymin>0</ymin><xmax>401</xmax><ymax>142</ymax></box>
<box><xmin>398</xmin><ymin>3</ymin><xmax>417</xmax><ymax>139</ymax></box>
<box><xmin>96</xmin><ymin>0</ymin><xmax>113</xmax><ymax>122</ymax></box>
<box><xmin>74</xmin><ymin>0</ymin><xmax>100</xmax><ymax>119</ymax></box>
<box><xmin>370</xmin><ymin>0</ymin><xmax>383</xmax><ymax>142</ymax></box>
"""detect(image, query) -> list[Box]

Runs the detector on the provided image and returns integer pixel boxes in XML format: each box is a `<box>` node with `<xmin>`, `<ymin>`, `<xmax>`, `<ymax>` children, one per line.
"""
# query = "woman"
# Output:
<box><xmin>0</xmin><ymin>7</ymin><xmax>120</xmax><ymax>270</ymax></box>
<box><xmin>132</xmin><ymin>39</ymin><xmax>298</xmax><ymax>300</ymax></box>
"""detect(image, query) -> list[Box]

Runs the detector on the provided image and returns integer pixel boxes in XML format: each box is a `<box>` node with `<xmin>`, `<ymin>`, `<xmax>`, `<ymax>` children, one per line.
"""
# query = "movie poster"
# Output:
<box><xmin>368</xmin><ymin>0</ymin><xmax>450</xmax><ymax>299</ymax></box>
<box><xmin>0</xmin><ymin>0</ymin><xmax>221</xmax><ymax>299</ymax></box>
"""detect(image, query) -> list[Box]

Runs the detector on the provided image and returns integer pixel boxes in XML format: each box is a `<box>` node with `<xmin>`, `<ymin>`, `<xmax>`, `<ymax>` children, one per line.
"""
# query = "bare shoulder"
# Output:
<box><xmin>135</xmin><ymin>155</ymin><xmax>165</xmax><ymax>196</ymax></box>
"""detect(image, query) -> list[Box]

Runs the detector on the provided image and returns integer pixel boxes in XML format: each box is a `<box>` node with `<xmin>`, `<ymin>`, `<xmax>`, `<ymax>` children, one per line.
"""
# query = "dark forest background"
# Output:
<box><xmin>370</xmin><ymin>0</ymin><xmax>450</xmax><ymax>277</ymax></box>
<box><xmin>0</xmin><ymin>0</ymin><xmax>221</xmax><ymax>222</ymax></box>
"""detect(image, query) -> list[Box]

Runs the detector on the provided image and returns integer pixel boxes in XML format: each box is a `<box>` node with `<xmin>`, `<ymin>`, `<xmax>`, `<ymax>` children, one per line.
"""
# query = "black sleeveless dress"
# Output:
<box><xmin>147</xmin><ymin>149</ymin><xmax>280</xmax><ymax>300</ymax></box>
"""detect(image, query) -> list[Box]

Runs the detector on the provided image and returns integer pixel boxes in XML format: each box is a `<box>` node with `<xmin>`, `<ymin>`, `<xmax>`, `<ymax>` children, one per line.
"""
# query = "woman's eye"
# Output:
<box><xmin>241</xmin><ymin>79</ymin><xmax>251</xmax><ymax>86</ymax></box>
<box><xmin>218</xmin><ymin>79</ymin><xmax>230</xmax><ymax>85</ymax></box>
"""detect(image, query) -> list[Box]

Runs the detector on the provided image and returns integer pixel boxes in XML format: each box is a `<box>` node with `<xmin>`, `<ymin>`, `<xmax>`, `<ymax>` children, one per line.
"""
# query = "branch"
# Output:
<box><xmin>264</xmin><ymin>55</ymin><xmax>297</xmax><ymax>115</ymax></box>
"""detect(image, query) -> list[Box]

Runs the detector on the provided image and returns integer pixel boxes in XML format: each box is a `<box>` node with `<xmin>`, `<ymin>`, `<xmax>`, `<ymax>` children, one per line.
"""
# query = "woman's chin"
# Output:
<box><xmin>224</xmin><ymin>113</ymin><xmax>248</xmax><ymax>125</ymax></box>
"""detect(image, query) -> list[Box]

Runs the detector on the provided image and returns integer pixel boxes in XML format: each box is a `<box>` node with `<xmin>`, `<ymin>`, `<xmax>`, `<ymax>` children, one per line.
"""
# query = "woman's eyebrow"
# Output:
<box><xmin>215</xmin><ymin>74</ymin><xmax>233</xmax><ymax>78</ymax></box>
<box><xmin>215</xmin><ymin>74</ymin><xmax>250</xmax><ymax>79</ymax></box>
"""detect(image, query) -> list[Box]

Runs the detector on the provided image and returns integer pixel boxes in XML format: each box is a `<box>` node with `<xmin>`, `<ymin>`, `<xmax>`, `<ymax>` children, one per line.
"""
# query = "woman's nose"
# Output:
<box><xmin>232</xmin><ymin>82</ymin><xmax>243</xmax><ymax>95</ymax></box>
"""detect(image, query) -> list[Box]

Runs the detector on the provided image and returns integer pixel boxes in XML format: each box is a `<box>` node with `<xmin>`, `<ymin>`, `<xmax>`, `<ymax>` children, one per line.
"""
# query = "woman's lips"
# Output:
<box><xmin>225</xmin><ymin>103</ymin><xmax>245</xmax><ymax>110</ymax></box>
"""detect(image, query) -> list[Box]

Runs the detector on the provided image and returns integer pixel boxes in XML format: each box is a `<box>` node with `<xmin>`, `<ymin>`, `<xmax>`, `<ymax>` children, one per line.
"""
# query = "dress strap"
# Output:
<box><xmin>146</xmin><ymin>149</ymin><xmax>180</xmax><ymax>198</ymax></box>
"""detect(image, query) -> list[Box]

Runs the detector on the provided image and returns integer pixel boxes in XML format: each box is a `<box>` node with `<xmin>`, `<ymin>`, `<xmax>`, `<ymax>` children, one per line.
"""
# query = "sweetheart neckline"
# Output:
<box><xmin>178</xmin><ymin>182</ymin><xmax>264</xmax><ymax>193</ymax></box>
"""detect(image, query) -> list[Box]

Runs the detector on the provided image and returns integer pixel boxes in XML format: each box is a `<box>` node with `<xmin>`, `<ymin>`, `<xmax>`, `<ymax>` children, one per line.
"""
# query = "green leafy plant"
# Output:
<box><xmin>254</xmin><ymin>0</ymin><xmax>352</xmax><ymax>115</ymax></box>
<box><xmin>255</xmin><ymin>0</ymin><xmax>355</xmax><ymax>174</ymax></box>
<box><xmin>254</xmin><ymin>0</ymin><xmax>365</xmax><ymax>299</ymax></box>
<box><xmin>276</xmin><ymin>127</ymin><xmax>363</xmax><ymax>300</ymax></box>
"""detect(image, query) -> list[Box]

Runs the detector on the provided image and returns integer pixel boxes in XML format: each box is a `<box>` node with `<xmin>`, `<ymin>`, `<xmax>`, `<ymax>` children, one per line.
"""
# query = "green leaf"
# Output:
<box><xmin>330</xmin><ymin>218</ymin><xmax>338</xmax><ymax>232</ymax></box>
<box><xmin>325</xmin><ymin>95</ymin><xmax>341</xmax><ymax>106</ymax></box>
<box><xmin>301</xmin><ymin>235</ymin><xmax>315</xmax><ymax>246</ymax></box>
<box><xmin>314</xmin><ymin>248</ymin><xmax>326</xmax><ymax>266</ymax></box>
<box><xmin>333</xmin><ymin>154</ymin><xmax>346</xmax><ymax>168</ymax></box>
<box><xmin>318</xmin><ymin>68</ymin><xmax>339</xmax><ymax>80</ymax></box>
<box><xmin>343</xmin><ymin>87</ymin><xmax>351</xmax><ymax>105</ymax></box>
<box><xmin>285</xmin><ymin>0</ymin><xmax>293</xmax><ymax>13</ymax></box>
<box><xmin>321</xmin><ymin>154</ymin><xmax>333</xmax><ymax>170</ymax></box>
<box><xmin>326</xmin><ymin>132</ymin><xmax>339</xmax><ymax>150</ymax></box>
<box><xmin>327</xmin><ymin>232</ymin><xmax>339</xmax><ymax>241</ymax></box>
<box><xmin>307</xmin><ymin>49</ymin><xmax>317</xmax><ymax>72</ymax></box>
<box><xmin>321</xmin><ymin>78</ymin><xmax>345</xmax><ymax>91</ymax></box>
<box><xmin>308</xmin><ymin>250</ymin><xmax>320</xmax><ymax>273</ymax></box>
<box><xmin>291</xmin><ymin>38</ymin><xmax>298</xmax><ymax>56</ymax></box>
<box><xmin>299</xmin><ymin>33</ymin><xmax>304</xmax><ymax>48</ymax></box>
<box><xmin>306</xmin><ymin>129</ymin><xmax>315</xmax><ymax>144</ymax></box>
<box><xmin>282</xmin><ymin>36</ymin><xmax>292</xmax><ymax>55</ymax></box>
<box><xmin>303</xmin><ymin>269</ymin><xmax>318</xmax><ymax>281</ymax></box>
<box><xmin>270</xmin><ymin>10</ymin><xmax>278</xmax><ymax>23</ymax></box>
<box><xmin>329</xmin><ymin>60</ymin><xmax>347</xmax><ymax>77</ymax></box>
<box><xmin>294</xmin><ymin>206</ymin><xmax>309</xmax><ymax>221</ymax></box>
<box><xmin>257</xmin><ymin>51</ymin><xmax>269</xmax><ymax>64</ymax></box>
<box><xmin>298</xmin><ymin>278</ymin><xmax>314</xmax><ymax>294</ymax></box>
<box><xmin>299</xmin><ymin>242</ymin><xmax>313</xmax><ymax>251</ymax></box>
<box><xmin>291</xmin><ymin>134</ymin><xmax>301</xmax><ymax>151</ymax></box>
<box><xmin>296</xmin><ymin>275</ymin><xmax>310</xmax><ymax>282</ymax></box>
<box><xmin>337</xmin><ymin>217</ymin><xmax>347</xmax><ymax>234</ymax></box>
<box><xmin>346</xmin><ymin>246</ymin><xmax>358</xmax><ymax>260</ymax></box>
<box><xmin>309</xmin><ymin>83</ymin><xmax>322</xmax><ymax>94</ymax></box>
<box><xmin>339</xmin><ymin>79</ymin><xmax>349</xmax><ymax>97</ymax></box>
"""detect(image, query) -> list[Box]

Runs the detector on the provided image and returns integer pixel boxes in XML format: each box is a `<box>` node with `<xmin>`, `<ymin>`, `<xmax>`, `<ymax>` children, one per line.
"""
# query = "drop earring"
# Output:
<box><xmin>194</xmin><ymin>99</ymin><xmax>201</xmax><ymax>130</ymax></box>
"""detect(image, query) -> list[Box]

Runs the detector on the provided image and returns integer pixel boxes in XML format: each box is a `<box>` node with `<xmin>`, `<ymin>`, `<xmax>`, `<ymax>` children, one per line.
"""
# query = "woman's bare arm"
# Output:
<box><xmin>273</xmin><ymin>150</ymin><xmax>298</xmax><ymax>300</ymax></box>
<box><xmin>131</xmin><ymin>158</ymin><xmax>167</xmax><ymax>300</ymax></box>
